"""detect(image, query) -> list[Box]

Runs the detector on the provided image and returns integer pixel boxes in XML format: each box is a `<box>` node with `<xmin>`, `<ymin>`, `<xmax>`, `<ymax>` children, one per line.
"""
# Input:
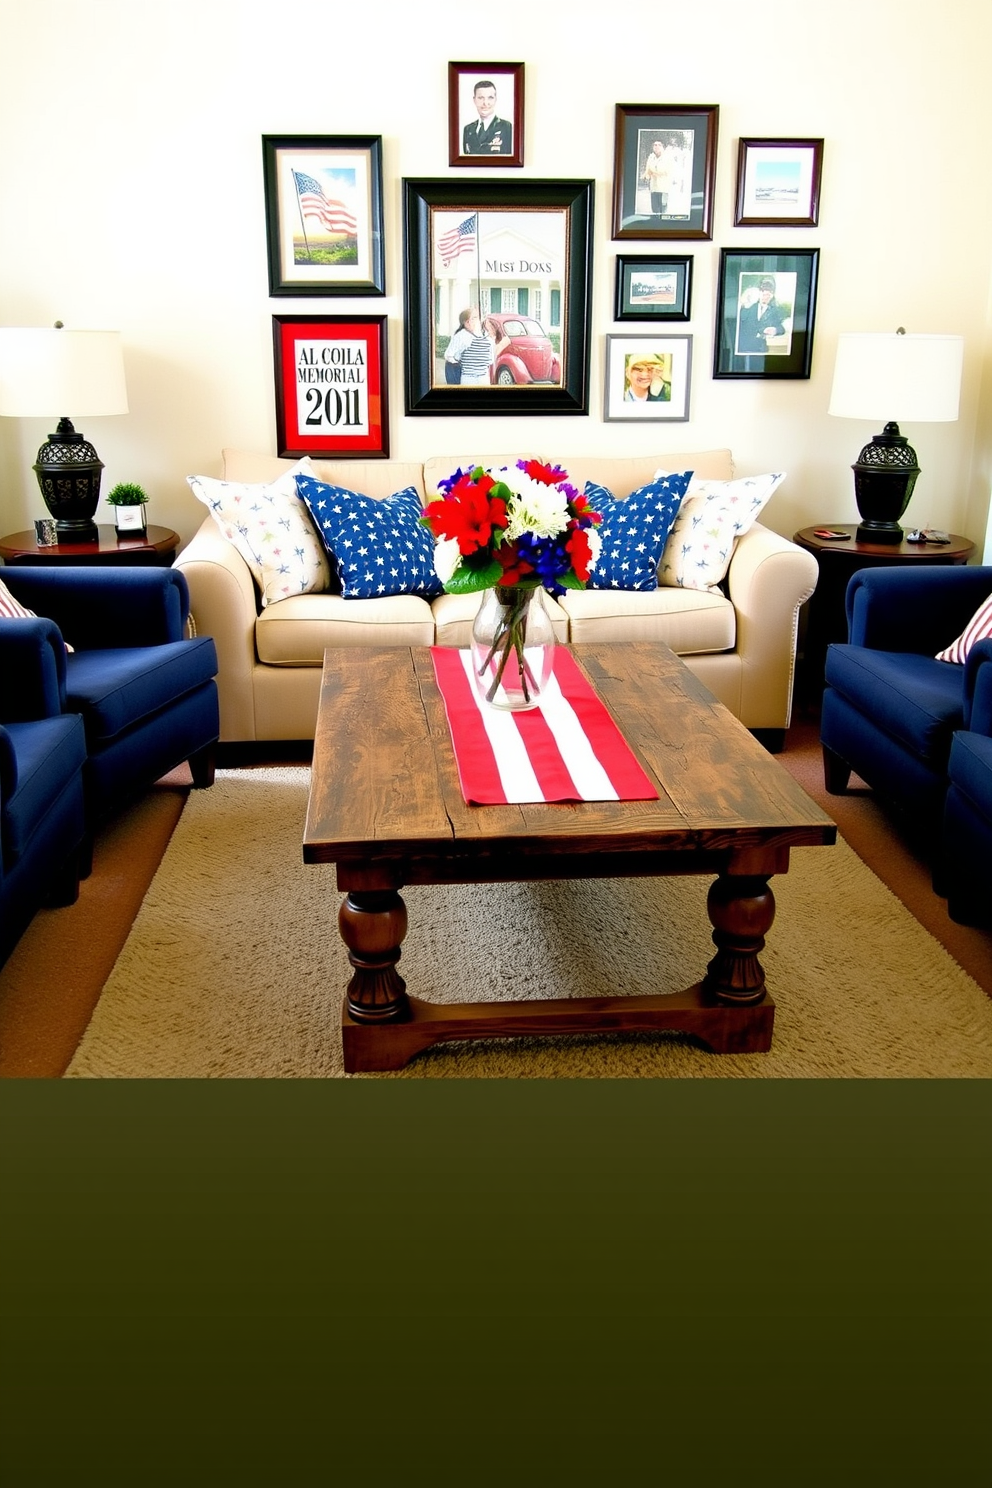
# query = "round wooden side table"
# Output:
<box><xmin>793</xmin><ymin>524</ymin><xmax>975</xmax><ymax>708</ymax></box>
<box><xmin>0</xmin><ymin>524</ymin><xmax>180</xmax><ymax>568</ymax></box>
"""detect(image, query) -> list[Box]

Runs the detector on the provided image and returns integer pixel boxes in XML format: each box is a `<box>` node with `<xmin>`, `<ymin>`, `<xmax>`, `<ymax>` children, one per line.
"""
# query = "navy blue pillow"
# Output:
<box><xmin>296</xmin><ymin>476</ymin><xmax>443</xmax><ymax>600</ymax></box>
<box><xmin>584</xmin><ymin>472</ymin><xmax>692</xmax><ymax>591</ymax></box>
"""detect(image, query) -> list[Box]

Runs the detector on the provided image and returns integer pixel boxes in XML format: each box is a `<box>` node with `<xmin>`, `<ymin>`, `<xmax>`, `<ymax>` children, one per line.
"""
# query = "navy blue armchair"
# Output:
<box><xmin>821</xmin><ymin>565</ymin><xmax>992</xmax><ymax>837</ymax></box>
<box><xmin>936</xmin><ymin>652</ymin><xmax>992</xmax><ymax>927</ymax></box>
<box><xmin>1</xmin><ymin>667</ymin><xmax>87</xmax><ymax>966</ymax></box>
<box><xmin>0</xmin><ymin>567</ymin><xmax>219</xmax><ymax>868</ymax></box>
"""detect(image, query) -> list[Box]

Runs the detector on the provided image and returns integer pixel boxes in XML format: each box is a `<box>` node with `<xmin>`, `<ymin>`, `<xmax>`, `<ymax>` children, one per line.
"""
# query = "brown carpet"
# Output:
<box><xmin>1</xmin><ymin>720</ymin><xmax>989</xmax><ymax>1078</ymax></box>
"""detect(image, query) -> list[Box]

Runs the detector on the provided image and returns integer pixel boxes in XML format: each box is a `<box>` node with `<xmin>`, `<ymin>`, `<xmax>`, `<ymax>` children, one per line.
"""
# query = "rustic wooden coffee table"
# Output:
<box><xmin>303</xmin><ymin>643</ymin><xmax>836</xmax><ymax>1072</ymax></box>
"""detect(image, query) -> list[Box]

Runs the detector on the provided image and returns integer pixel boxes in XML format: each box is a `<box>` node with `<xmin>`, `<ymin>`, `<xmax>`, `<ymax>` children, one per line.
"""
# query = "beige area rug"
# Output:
<box><xmin>65</xmin><ymin>768</ymin><xmax>992</xmax><ymax>1079</ymax></box>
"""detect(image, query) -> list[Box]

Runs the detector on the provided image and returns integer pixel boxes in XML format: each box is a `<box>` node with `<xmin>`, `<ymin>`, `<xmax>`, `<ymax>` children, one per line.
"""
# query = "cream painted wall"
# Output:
<box><xmin>1</xmin><ymin>0</ymin><xmax>990</xmax><ymax>553</ymax></box>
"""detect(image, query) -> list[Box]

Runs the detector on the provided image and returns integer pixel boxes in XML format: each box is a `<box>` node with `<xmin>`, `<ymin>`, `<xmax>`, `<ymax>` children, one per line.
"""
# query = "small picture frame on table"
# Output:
<box><xmin>113</xmin><ymin>506</ymin><xmax>147</xmax><ymax>533</ymax></box>
<box><xmin>272</xmin><ymin>315</ymin><xmax>389</xmax><ymax>458</ymax></box>
<box><xmin>734</xmin><ymin>138</ymin><xmax>823</xmax><ymax>227</ymax></box>
<box><xmin>614</xmin><ymin>255</ymin><xmax>692</xmax><ymax>321</ymax></box>
<box><xmin>713</xmin><ymin>248</ymin><xmax>819</xmax><ymax>379</ymax></box>
<box><xmin>604</xmin><ymin>334</ymin><xmax>693</xmax><ymax>422</ymax></box>
<box><xmin>262</xmin><ymin>134</ymin><xmax>385</xmax><ymax>296</ymax></box>
<box><xmin>612</xmin><ymin>104</ymin><xmax>718</xmax><ymax>240</ymax></box>
<box><xmin>448</xmin><ymin>62</ymin><xmax>524</xmax><ymax>167</ymax></box>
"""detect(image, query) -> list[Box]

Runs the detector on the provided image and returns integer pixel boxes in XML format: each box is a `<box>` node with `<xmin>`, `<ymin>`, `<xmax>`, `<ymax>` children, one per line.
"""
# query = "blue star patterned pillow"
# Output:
<box><xmin>296</xmin><ymin>476</ymin><xmax>444</xmax><ymax>600</ymax></box>
<box><xmin>583</xmin><ymin>472</ymin><xmax>693</xmax><ymax>591</ymax></box>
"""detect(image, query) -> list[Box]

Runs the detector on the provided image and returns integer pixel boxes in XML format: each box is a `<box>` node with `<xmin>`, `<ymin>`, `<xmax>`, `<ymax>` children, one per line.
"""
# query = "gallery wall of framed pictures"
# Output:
<box><xmin>260</xmin><ymin>69</ymin><xmax>824</xmax><ymax>451</ymax></box>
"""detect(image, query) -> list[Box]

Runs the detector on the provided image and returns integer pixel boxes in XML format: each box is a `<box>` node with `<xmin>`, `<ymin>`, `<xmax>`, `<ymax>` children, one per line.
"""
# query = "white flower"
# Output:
<box><xmin>433</xmin><ymin>535</ymin><xmax>461</xmax><ymax>584</ymax></box>
<box><xmin>585</xmin><ymin>526</ymin><xmax>603</xmax><ymax>572</ymax></box>
<box><xmin>504</xmin><ymin>475</ymin><xmax>571</xmax><ymax>542</ymax></box>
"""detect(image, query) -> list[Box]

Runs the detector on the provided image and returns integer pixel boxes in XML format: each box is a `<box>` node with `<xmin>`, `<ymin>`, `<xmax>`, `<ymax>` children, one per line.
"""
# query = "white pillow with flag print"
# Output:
<box><xmin>655</xmin><ymin>471</ymin><xmax>786</xmax><ymax>590</ymax></box>
<box><xmin>187</xmin><ymin>457</ymin><xmax>330</xmax><ymax>607</ymax></box>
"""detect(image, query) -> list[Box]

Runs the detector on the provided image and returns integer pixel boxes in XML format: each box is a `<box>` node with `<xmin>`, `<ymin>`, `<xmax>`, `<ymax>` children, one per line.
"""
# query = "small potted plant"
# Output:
<box><xmin>106</xmin><ymin>481</ymin><xmax>149</xmax><ymax>534</ymax></box>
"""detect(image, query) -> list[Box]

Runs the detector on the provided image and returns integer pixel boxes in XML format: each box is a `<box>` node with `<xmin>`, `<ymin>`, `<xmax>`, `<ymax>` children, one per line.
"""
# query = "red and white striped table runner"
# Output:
<box><xmin>430</xmin><ymin>647</ymin><xmax>659</xmax><ymax>805</ymax></box>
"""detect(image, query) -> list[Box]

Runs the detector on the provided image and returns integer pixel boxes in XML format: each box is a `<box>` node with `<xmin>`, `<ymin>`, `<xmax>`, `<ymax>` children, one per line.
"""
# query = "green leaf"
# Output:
<box><xmin>445</xmin><ymin>559</ymin><xmax>503</xmax><ymax>594</ymax></box>
<box><xmin>557</xmin><ymin>572</ymin><xmax>586</xmax><ymax>591</ymax></box>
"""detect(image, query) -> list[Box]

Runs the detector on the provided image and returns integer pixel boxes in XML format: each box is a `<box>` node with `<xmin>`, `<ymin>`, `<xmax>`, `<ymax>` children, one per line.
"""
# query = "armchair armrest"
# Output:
<box><xmin>963</xmin><ymin>638</ymin><xmax>992</xmax><ymax>733</ymax></box>
<box><xmin>0</xmin><ymin>617</ymin><xmax>66</xmax><ymax>722</ymax></box>
<box><xmin>725</xmin><ymin>523</ymin><xmax>819</xmax><ymax>729</ymax></box>
<box><xmin>846</xmin><ymin>566</ymin><xmax>992</xmax><ymax>653</ymax></box>
<box><xmin>1</xmin><ymin>567</ymin><xmax>190</xmax><ymax>650</ymax></box>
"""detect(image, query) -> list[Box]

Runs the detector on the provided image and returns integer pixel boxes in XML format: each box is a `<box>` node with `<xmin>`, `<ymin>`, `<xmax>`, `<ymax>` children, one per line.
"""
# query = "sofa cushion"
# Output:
<box><xmin>557</xmin><ymin>584</ymin><xmax>735</xmax><ymax>651</ymax></box>
<box><xmin>255</xmin><ymin>592</ymin><xmax>436</xmax><ymax>663</ymax></box>
<box><xmin>583</xmin><ymin>473</ymin><xmax>691</xmax><ymax>590</ymax></box>
<box><xmin>64</xmin><ymin>639</ymin><xmax>220</xmax><ymax>743</ymax></box>
<box><xmin>655</xmin><ymin>472</ymin><xmax>785</xmax><ymax>590</ymax></box>
<box><xmin>936</xmin><ymin>591</ymin><xmax>992</xmax><ymax>664</ymax></box>
<box><xmin>825</xmin><ymin>644</ymin><xmax>966</xmax><ymax>770</ymax></box>
<box><xmin>297</xmin><ymin>477</ymin><xmax>444</xmax><ymax>600</ymax></box>
<box><xmin>187</xmin><ymin>460</ymin><xmax>331</xmax><ymax>606</ymax></box>
<box><xmin>562</xmin><ymin>450</ymin><xmax>734</xmax><ymax>495</ymax></box>
<box><xmin>222</xmin><ymin>448</ymin><xmax>427</xmax><ymax>502</ymax></box>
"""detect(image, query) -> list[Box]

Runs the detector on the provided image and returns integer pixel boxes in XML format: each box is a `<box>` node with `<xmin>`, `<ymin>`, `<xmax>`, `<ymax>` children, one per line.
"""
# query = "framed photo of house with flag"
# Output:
<box><xmin>402</xmin><ymin>177</ymin><xmax>593</xmax><ymax>414</ymax></box>
<box><xmin>262</xmin><ymin>135</ymin><xmax>385</xmax><ymax>296</ymax></box>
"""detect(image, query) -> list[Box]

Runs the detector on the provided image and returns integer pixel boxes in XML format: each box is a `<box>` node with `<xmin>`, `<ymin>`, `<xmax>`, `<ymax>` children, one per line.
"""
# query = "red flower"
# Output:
<box><xmin>423</xmin><ymin>474</ymin><xmax>507</xmax><ymax>556</ymax></box>
<box><xmin>494</xmin><ymin>541</ymin><xmax>535</xmax><ymax>585</ymax></box>
<box><xmin>566</xmin><ymin>528</ymin><xmax>594</xmax><ymax>584</ymax></box>
<box><xmin>517</xmin><ymin>459</ymin><xmax>565</xmax><ymax>487</ymax></box>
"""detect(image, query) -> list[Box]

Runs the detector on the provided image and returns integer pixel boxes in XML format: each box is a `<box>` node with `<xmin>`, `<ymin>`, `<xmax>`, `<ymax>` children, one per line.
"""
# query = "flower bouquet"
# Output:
<box><xmin>422</xmin><ymin>460</ymin><xmax>601</xmax><ymax>708</ymax></box>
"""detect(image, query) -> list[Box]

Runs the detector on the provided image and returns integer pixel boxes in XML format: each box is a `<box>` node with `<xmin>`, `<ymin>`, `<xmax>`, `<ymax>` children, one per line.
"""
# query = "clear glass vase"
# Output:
<box><xmin>470</xmin><ymin>585</ymin><xmax>555</xmax><ymax>710</ymax></box>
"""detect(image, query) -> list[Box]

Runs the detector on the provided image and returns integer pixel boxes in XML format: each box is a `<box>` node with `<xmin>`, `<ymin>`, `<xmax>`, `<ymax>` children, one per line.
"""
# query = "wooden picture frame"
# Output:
<box><xmin>262</xmin><ymin>135</ymin><xmax>385</xmax><ymax>296</ymax></box>
<box><xmin>402</xmin><ymin>177</ymin><xmax>593</xmax><ymax>415</ymax></box>
<box><xmin>448</xmin><ymin>62</ymin><xmax>524</xmax><ymax>167</ymax></box>
<box><xmin>614</xmin><ymin>254</ymin><xmax>692</xmax><ymax>321</ymax></box>
<box><xmin>612</xmin><ymin>104</ymin><xmax>718</xmax><ymax>240</ymax></box>
<box><xmin>713</xmin><ymin>249</ymin><xmax>819</xmax><ymax>379</ymax></box>
<box><xmin>604</xmin><ymin>334</ymin><xmax>693</xmax><ymax>422</ymax></box>
<box><xmin>272</xmin><ymin>315</ymin><xmax>389</xmax><ymax>458</ymax></box>
<box><xmin>734</xmin><ymin>138</ymin><xmax>823</xmax><ymax>227</ymax></box>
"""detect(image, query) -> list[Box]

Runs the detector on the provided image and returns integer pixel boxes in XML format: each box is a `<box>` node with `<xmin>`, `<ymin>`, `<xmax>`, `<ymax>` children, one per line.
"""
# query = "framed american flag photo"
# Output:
<box><xmin>262</xmin><ymin>135</ymin><xmax>385</xmax><ymax>297</ymax></box>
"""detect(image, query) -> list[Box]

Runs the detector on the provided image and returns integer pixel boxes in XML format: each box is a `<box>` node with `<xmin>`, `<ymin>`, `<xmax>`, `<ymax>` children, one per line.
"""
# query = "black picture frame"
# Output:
<box><xmin>272</xmin><ymin>315</ymin><xmax>389</xmax><ymax>458</ymax></box>
<box><xmin>734</xmin><ymin>138</ymin><xmax>823</xmax><ymax>227</ymax></box>
<box><xmin>262</xmin><ymin>134</ymin><xmax>385</xmax><ymax>297</ymax></box>
<box><xmin>713</xmin><ymin>248</ymin><xmax>819</xmax><ymax>379</ymax></box>
<box><xmin>402</xmin><ymin>177</ymin><xmax>594</xmax><ymax>416</ymax></box>
<box><xmin>614</xmin><ymin>254</ymin><xmax>692</xmax><ymax>321</ymax></box>
<box><xmin>612</xmin><ymin>105</ymin><xmax>718</xmax><ymax>241</ymax></box>
<box><xmin>448</xmin><ymin>61</ymin><xmax>524</xmax><ymax>167</ymax></box>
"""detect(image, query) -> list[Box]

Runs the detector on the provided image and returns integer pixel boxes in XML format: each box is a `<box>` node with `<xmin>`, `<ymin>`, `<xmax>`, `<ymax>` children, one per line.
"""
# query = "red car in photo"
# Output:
<box><xmin>487</xmin><ymin>313</ymin><xmax>562</xmax><ymax>386</ymax></box>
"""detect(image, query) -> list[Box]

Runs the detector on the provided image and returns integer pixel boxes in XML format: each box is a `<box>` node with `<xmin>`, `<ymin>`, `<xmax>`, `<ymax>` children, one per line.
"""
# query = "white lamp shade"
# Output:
<box><xmin>828</xmin><ymin>332</ymin><xmax>963</xmax><ymax>424</ymax></box>
<box><xmin>0</xmin><ymin>327</ymin><xmax>128</xmax><ymax>418</ymax></box>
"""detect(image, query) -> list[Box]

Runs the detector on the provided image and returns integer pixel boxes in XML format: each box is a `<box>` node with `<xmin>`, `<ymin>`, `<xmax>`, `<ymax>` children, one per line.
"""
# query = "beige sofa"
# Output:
<box><xmin>173</xmin><ymin>447</ymin><xmax>818</xmax><ymax>750</ymax></box>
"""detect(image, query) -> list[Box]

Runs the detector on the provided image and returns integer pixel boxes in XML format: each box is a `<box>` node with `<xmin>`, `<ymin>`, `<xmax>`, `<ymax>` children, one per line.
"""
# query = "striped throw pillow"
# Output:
<box><xmin>936</xmin><ymin>592</ymin><xmax>992</xmax><ymax>664</ymax></box>
<box><xmin>0</xmin><ymin>576</ymin><xmax>36</xmax><ymax>620</ymax></box>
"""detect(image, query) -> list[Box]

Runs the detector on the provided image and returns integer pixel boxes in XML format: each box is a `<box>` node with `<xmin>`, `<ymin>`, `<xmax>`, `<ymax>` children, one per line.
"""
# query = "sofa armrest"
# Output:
<box><xmin>172</xmin><ymin>516</ymin><xmax>261</xmax><ymax>741</ymax></box>
<box><xmin>0</xmin><ymin>618</ymin><xmax>66</xmax><ymax>722</ymax></box>
<box><xmin>726</xmin><ymin>523</ymin><xmax>819</xmax><ymax>729</ymax></box>
<box><xmin>2</xmin><ymin>567</ymin><xmax>190</xmax><ymax>649</ymax></box>
<box><xmin>846</xmin><ymin>566</ymin><xmax>992</xmax><ymax>653</ymax></box>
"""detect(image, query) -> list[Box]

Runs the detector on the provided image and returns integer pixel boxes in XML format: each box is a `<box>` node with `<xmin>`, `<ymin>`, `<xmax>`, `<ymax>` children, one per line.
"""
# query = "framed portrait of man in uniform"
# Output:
<box><xmin>448</xmin><ymin>62</ymin><xmax>524</xmax><ymax>168</ymax></box>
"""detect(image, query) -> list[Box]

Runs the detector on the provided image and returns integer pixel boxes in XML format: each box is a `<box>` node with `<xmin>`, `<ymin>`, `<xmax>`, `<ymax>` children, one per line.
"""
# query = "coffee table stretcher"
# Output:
<box><xmin>304</xmin><ymin>645</ymin><xmax>836</xmax><ymax>1073</ymax></box>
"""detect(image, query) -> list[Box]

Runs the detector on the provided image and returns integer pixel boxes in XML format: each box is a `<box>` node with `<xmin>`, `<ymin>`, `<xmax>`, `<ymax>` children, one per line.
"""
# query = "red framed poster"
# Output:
<box><xmin>272</xmin><ymin>315</ymin><xmax>389</xmax><ymax>458</ymax></box>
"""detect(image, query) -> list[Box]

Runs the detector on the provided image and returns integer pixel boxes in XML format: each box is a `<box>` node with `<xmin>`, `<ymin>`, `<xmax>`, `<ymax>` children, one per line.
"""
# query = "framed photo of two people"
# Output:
<box><xmin>448</xmin><ymin>62</ymin><xmax>524</xmax><ymax>167</ymax></box>
<box><xmin>402</xmin><ymin>177</ymin><xmax>593</xmax><ymax>415</ymax></box>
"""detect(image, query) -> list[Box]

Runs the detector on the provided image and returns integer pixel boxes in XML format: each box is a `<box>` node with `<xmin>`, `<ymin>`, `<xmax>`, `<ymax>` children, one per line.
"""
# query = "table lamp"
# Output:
<box><xmin>828</xmin><ymin>329</ymin><xmax>963</xmax><ymax>544</ymax></box>
<box><xmin>0</xmin><ymin>323</ymin><xmax>128</xmax><ymax>541</ymax></box>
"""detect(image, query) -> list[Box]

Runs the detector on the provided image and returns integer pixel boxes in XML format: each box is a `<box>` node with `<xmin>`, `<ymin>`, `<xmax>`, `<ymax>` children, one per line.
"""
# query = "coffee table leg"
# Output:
<box><xmin>338</xmin><ymin>890</ymin><xmax>410</xmax><ymax>1023</ymax></box>
<box><xmin>703</xmin><ymin>873</ymin><xmax>775</xmax><ymax>1005</ymax></box>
